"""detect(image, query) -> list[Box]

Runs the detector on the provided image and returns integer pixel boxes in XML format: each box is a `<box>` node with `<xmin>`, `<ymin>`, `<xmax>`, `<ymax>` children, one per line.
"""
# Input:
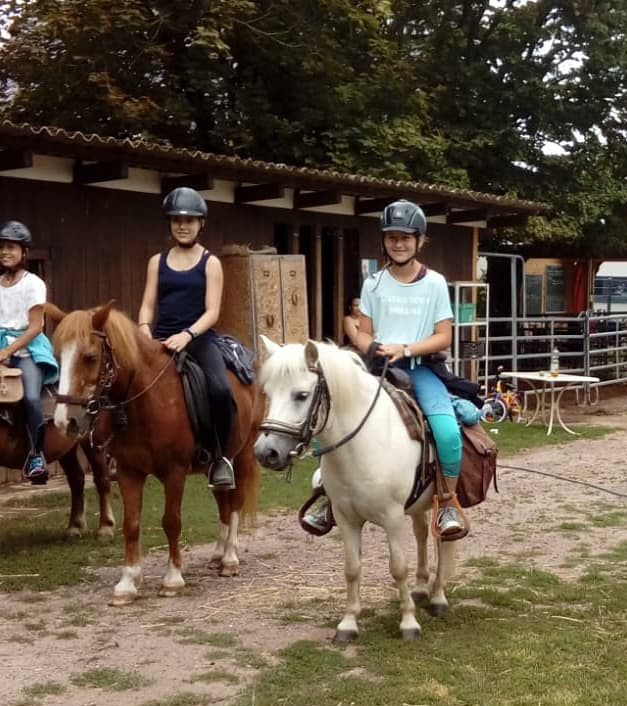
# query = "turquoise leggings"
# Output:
<box><xmin>397</xmin><ymin>362</ymin><xmax>462</xmax><ymax>478</ymax></box>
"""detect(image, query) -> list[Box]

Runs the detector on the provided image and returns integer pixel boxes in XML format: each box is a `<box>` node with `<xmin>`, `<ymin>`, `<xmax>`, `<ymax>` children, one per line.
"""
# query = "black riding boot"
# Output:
<box><xmin>209</xmin><ymin>456</ymin><xmax>235</xmax><ymax>490</ymax></box>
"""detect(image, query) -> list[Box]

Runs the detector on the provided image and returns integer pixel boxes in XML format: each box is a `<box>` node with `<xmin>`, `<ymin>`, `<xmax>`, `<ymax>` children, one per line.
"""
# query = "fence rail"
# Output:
<box><xmin>452</xmin><ymin>311</ymin><xmax>627</xmax><ymax>401</ymax></box>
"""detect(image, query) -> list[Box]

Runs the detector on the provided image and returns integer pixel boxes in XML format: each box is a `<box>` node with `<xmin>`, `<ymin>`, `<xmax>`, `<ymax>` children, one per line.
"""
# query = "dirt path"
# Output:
<box><xmin>2</xmin><ymin>398</ymin><xmax>627</xmax><ymax>706</ymax></box>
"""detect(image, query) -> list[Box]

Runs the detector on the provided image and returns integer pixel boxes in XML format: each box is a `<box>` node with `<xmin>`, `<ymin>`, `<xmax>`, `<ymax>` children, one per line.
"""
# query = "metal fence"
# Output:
<box><xmin>452</xmin><ymin>311</ymin><xmax>627</xmax><ymax>401</ymax></box>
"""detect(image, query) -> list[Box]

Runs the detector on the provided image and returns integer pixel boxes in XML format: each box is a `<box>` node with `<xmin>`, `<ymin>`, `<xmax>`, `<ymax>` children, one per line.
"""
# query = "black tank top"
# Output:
<box><xmin>153</xmin><ymin>250</ymin><xmax>210</xmax><ymax>339</ymax></box>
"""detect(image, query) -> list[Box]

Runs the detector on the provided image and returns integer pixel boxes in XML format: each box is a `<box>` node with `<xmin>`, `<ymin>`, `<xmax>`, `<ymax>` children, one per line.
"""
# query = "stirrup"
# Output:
<box><xmin>208</xmin><ymin>457</ymin><xmax>235</xmax><ymax>490</ymax></box>
<box><xmin>431</xmin><ymin>493</ymin><xmax>469</xmax><ymax>542</ymax></box>
<box><xmin>298</xmin><ymin>487</ymin><xmax>335</xmax><ymax>536</ymax></box>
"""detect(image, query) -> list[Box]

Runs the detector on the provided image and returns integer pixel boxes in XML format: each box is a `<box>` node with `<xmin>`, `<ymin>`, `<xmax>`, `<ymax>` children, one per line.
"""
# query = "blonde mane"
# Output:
<box><xmin>53</xmin><ymin>308</ymin><xmax>140</xmax><ymax>370</ymax></box>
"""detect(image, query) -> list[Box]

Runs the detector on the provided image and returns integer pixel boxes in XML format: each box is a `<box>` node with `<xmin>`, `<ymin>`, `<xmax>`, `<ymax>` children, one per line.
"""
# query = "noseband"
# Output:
<box><xmin>259</xmin><ymin>363</ymin><xmax>331</xmax><ymax>458</ymax></box>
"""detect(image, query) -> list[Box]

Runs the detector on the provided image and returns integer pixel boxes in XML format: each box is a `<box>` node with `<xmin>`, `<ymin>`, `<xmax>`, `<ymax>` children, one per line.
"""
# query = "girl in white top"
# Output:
<box><xmin>0</xmin><ymin>221</ymin><xmax>58</xmax><ymax>480</ymax></box>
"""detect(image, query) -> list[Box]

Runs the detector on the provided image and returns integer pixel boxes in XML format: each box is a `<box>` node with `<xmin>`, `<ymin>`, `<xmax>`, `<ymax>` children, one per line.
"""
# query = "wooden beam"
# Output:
<box><xmin>335</xmin><ymin>233</ymin><xmax>345</xmax><ymax>343</ymax></box>
<box><xmin>294</xmin><ymin>189</ymin><xmax>341</xmax><ymax>210</ymax></box>
<box><xmin>234</xmin><ymin>182</ymin><xmax>284</xmax><ymax>204</ymax></box>
<box><xmin>421</xmin><ymin>202</ymin><xmax>448</xmax><ymax>217</ymax></box>
<box><xmin>161</xmin><ymin>173</ymin><xmax>213</xmax><ymax>195</ymax></box>
<box><xmin>73</xmin><ymin>160</ymin><xmax>128</xmax><ymax>185</ymax></box>
<box><xmin>354</xmin><ymin>196</ymin><xmax>394</xmax><ymax>215</ymax></box>
<box><xmin>447</xmin><ymin>208</ymin><xmax>487</xmax><ymax>224</ymax></box>
<box><xmin>0</xmin><ymin>149</ymin><xmax>33</xmax><ymax>171</ymax></box>
<box><xmin>487</xmin><ymin>213</ymin><xmax>529</xmax><ymax>229</ymax></box>
<box><xmin>314</xmin><ymin>225</ymin><xmax>322</xmax><ymax>339</ymax></box>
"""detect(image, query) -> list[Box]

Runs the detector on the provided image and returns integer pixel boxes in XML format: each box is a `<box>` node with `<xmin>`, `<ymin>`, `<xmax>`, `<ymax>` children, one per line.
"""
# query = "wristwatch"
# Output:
<box><xmin>403</xmin><ymin>345</ymin><xmax>412</xmax><ymax>358</ymax></box>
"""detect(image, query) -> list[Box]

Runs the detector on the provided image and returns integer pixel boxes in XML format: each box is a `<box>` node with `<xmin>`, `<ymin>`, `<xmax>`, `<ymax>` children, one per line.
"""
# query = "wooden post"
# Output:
<box><xmin>314</xmin><ymin>225</ymin><xmax>323</xmax><ymax>340</ymax></box>
<box><xmin>335</xmin><ymin>231</ymin><xmax>345</xmax><ymax>343</ymax></box>
<box><xmin>290</xmin><ymin>219</ymin><xmax>300</xmax><ymax>255</ymax></box>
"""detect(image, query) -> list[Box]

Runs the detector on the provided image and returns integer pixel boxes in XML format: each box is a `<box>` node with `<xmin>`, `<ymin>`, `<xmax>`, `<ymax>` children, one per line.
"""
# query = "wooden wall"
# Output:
<box><xmin>0</xmin><ymin>177</ymin><xmax>475</xmax><ymax>323</ymax></box>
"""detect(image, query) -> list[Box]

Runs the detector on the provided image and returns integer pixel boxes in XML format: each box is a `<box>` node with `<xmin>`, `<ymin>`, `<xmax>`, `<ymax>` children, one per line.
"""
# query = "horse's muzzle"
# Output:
<box><xmin>254</xmin><ymin>433</ymin><xmax>291</xmax><ymax>471</ymax></box>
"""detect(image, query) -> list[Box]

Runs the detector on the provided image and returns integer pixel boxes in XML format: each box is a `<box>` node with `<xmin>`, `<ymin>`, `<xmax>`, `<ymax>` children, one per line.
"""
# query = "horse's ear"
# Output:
<box><xmin>304</xmin><ymin>340</ymin><xmax>319</xmax><ymax>368</ymax></box>
<box><xmin>91</xmin><ymin>300</ymin><xmax>115</xmax><ymax>332</ymax></box>
<box><xmin>259</xmin><ymin>334</ymin><xmax>281</xmax><ymax>356</ymax></box>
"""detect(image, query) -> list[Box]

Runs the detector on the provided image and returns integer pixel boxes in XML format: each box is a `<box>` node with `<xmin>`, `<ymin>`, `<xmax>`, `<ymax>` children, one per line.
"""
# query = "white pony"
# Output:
<box><xmin>254</xmin><ymin>337</ymin><xmax>456</xmax><ymax>642</ymax></box>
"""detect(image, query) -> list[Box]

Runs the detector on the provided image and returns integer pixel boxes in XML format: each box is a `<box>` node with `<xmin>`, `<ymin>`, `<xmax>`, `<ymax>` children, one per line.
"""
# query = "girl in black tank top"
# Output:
<box><xmin>137</xmin><ymin>187</ymin><xmax>237</xmax><ymax>490</ymax></box>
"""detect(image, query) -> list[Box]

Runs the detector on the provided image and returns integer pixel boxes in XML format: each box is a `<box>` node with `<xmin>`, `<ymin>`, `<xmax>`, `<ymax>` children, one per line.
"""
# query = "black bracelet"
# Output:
<box><xmin>184</xmin><ymin>328</ymin><xmax>198</xmax><ymax>339</ymax></box>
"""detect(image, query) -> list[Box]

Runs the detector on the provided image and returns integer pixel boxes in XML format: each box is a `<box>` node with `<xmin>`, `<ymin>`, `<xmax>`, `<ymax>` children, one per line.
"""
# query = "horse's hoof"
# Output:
<box><xmin>427</xmin><ymin>602</ymin><xmax>448</xmax><ymax>618</ymax></box>
<box><xmin>208</xmin><ymin>557</ymin><xmax>223</xmax><ymax>570</ymax></box>
<box><xmin>158</xmin><ymin>585</ymin><xmax>184</xmax><ymax>598</ymax></box>
<box><xmin>64</xmin><ymin>526</ymin><xmax>84</xmax><ymax>540</ymax></box>
<box><xmin>219</xmin><ymin>564</ymin><xmax>240</xmax><ymax>578</ymax></box>
<box><xmin>108</xmin><ymin>592</ymin><xmax>136</xmax><ymax>607</ymax></box>
<box><xmin>401</xmin><ymin>627</ymin><xmax>421</xmax><ymax>641</ymax></box>
<box><xmin>411</xmin><ymin>590</ymin><xmax>430</xmax><ymax>607</ymax></box>
<box><xmin>333</xmin><ymin>629</ymin><xmax>358</xmax><ymax>645</ymax></box>
<box><xmin>97</xmin><ymin>526</ymin><xmax>115</xmax><ymax>542</ymax></box>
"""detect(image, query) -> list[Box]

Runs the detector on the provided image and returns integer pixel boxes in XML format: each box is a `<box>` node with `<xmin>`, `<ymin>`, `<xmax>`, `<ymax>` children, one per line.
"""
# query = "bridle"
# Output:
<box><xmin>259</xmin><ymin>356</ymin><xmax>389</xmax><ymax>461</ymax></box>
<box><xmin>55</xmin><ymin>329</ymin><xmax>174</xmax><ymax>448</ymax></box>
<box><xmin>259</xmin><ymin>362</ymin><xmax>331</xmax><ymax>459</ymax></box>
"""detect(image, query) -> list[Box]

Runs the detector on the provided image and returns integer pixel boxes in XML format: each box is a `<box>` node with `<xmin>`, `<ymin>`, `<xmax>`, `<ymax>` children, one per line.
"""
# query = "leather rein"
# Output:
<box><xmin>55</xmin><ymin>329</ymin><xmax>174</xmax><ymax>448</ymax></box>
<box><xmin>259</xmin><ymin>356</ymin><xmax>389</xmax><ymax>461</ymax></box>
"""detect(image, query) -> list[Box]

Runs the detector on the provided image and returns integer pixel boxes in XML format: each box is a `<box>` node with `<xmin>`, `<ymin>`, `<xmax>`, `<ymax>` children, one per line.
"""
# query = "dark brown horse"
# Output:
<box><xmin>53</xmin><ymin>302</ymin><xmax>264</xmax><ymax>605</ymax></box>
<box><xmin>0</xmin><ymin>412</ymin><xmax>115</xmax><ymax>538</ymax></box>
<box><xmin>0</xmin><ymin>302</ymin><xmax>114</xmax><ymax>539</ymax></box>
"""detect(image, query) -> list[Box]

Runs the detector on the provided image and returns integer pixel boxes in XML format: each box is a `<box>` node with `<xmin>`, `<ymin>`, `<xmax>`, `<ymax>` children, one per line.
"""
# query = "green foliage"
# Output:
<box><xmin>4</xmin><ymin>1</ymin><xmax>627</xmax><ymax>248</ymax></box>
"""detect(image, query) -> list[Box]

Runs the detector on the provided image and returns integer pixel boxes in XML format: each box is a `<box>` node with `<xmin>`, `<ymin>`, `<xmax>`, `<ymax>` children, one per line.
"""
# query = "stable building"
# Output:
<box><xmin>0</xmin><ymin>120</ymin><xmax>548</xmax><ymax>345</ymax></box>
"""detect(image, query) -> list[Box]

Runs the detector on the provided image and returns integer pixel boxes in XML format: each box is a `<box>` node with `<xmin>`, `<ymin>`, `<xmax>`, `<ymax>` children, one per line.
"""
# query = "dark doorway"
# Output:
<box><xmin>343</xmin><ymin>228</ymin><xmax>361</xmax><ymax>314</ymax></box>
<box><xmin>321</xmin><ymin>227</ymin><xmax>336</xmax><ymax>340</ymax></box>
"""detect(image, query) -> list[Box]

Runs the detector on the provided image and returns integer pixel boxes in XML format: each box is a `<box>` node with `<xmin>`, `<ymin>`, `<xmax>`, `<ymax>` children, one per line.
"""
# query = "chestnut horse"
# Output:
<box><xmin>53</xmin><ymin>302</ymin><xmax>264</xmax><ymax>605</ymax></box>
<box><xmin>0</xmin><ymin>302</ymin><xmax>114</xmax><ymax>539</ymax></box>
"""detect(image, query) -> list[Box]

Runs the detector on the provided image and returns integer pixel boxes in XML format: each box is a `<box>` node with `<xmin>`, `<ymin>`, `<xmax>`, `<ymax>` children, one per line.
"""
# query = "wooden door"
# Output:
<box><xmin>279</xmin><ymin>256</ymin><xmax>309</xmax><ymax>344</ymax></box>
<box><xmin>251</xmin><ymin>255</ymin><xmax>284</xmax><ymax>348</ymax></box>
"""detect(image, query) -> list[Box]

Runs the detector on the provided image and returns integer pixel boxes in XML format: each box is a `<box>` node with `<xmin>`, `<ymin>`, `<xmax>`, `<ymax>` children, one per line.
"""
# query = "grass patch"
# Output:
<box><xmin>233</xmin><ymin>647</ymin><xmax>269</xmax><ymax>670</ymax></box>
<box><xmin>177</xmin><ymin>627</ymin><xmax>239</xmax><ymax>648</ymax></box>
<box><xmin>0</xmin><ymin>460</ymin><xmax>313</xmax><ymax>592</ymax></box>
<box><xmin>140</xmin><ymin>693</ymin><xmax>212</xmax><ymax>706</ymax></box>
<box><xmin>591</xmin><ymin>510</ymin><xmax>627</xmax><ymax>528</ymax></box>
<box><xmin>23</xmin><ymin>681</ymin><xmax>66</xmax><ymax>697</ymax></box>
<box><xmin>484</xmin><ymin>421</ymin><xmax>613</xmax><ymax>457</ymax></box>
<box><xmin>71</xmin><ymin>667</ymin><xmax>151</xmax><ymax>691</ymax></box>
<box><xmin>189</xmin><ymin>669</ymin><xmax>240</xmax><ymax>685</ymax></box>
<box><xmin>240</xmin><ymin>561</ymin><xmax>627</xmax><ymax>706</ymax></box>
<box><xmin>54</xmin><ymin>629</ymin><xmax>79</xmax><ymax>640</ymax></box>
<box><xmin>559</xmin><ymin>521</ymin><xmax>586</xmax><ymax>532</ymax></box>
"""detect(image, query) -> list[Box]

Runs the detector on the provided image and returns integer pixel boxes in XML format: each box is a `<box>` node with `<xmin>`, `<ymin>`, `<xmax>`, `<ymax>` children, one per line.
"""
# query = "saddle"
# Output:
<box><xmin>0</xmin><ymin>365</ymin><xmax>23</xmax><ymax>404</ymax></box>
<box><xmin>175</xmin><ymin>334</ymin><xmax>254</xmax><ymax>465</ymax></box>
<box><xmin>176</xmin><ymin>352</ymin><xmax>214</xmax><ymax>465</ymax></box>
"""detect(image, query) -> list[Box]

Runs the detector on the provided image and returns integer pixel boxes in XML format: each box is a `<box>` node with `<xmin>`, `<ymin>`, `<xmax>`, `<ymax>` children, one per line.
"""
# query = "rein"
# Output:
<box><xmin>259</xmin><ymin>355</ymin><xmax>389</xmax><ymax>461</ymax></box>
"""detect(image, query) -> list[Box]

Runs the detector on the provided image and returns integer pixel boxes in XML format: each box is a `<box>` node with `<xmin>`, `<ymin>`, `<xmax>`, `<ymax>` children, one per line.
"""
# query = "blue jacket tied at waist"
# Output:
<box><xmin>0</xmin><ymin>328</ymin><xmax>59</xmax><ymax>385</ymax></box>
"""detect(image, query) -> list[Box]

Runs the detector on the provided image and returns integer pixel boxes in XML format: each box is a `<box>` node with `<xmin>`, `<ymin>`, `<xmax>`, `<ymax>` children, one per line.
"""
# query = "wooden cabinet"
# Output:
<box><xmin>217</xmin><ymin>252</ymin><xmax>309</xmax><ymax>352</ymax></box>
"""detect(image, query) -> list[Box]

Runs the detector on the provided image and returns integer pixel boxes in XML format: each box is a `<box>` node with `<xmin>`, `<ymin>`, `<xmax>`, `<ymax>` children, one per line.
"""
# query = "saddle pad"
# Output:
<box><xmin>382</xmin><ymin>379</ymin><xmax>424</xmax><ymax>443</ymax></box>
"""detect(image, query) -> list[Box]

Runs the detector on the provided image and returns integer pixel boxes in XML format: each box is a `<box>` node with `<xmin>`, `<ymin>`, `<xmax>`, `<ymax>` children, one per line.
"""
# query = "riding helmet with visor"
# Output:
<box><xmin>0</xmin><ymin>220</ymin><xmax>32</xmax><ymax>247</ymax></box>
<box><xmin>162</xmin><ymin>187</ymin><xmax>208</xmax><ymax>218</ymax></box>
<box><xmin>380</xmin><ymin>199</ymin><xmax>427</xmax><ymax>235</ymax></box>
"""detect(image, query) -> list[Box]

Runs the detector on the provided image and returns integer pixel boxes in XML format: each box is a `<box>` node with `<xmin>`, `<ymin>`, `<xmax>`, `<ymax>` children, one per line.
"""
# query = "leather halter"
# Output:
<box><xmin>55</xmin><ymin>329</ymin><xmax>174</xmax><ymax>447</ymax></box>
<box><xmin>259</xmin><ymin>362</ymin><xmax>331</xmax><ymax>458</ymax></box>
<box><xmin>259</xmin><ymin>356</ymin><xmax>388</xmax><ymax>460</ymax></box>
<box><xmin>56</xmin><ymin>330</ymin><xmax>118</xmax><ymax>416</ymax></box>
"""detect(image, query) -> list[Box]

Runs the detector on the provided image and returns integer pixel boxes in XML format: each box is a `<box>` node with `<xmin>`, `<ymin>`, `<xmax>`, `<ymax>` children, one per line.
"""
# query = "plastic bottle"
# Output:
<box><xmin>550</xmin><ymin>347</ymin><xmax>560</xmax><ymax>376</ymax></box>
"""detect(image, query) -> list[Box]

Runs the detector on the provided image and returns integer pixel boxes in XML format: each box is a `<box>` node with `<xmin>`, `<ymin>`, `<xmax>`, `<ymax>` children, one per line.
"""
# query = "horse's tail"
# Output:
<box><xmin>238</xmin><ymin>381</ymin><xmax>266</xmax><ymax>527</ymax></box>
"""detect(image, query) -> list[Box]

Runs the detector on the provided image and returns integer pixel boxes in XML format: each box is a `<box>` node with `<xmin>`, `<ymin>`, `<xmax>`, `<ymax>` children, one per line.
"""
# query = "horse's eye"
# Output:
<box><xmin>83</xmin><ymin>353</ymin><xmax>98</xmax><ymax>364</ymax></box>
<box><xmin>294</xmin><ymin>391</ymin><xmax>309</xmax><ymax>402</ymax></box>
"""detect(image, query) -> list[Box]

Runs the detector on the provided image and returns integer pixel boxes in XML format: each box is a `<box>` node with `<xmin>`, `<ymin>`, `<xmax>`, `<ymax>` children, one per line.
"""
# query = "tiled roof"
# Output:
<box><xmin>0</xmin><ymin>120</ymin><xmax>549</xmax><ymax>215</ymax></box>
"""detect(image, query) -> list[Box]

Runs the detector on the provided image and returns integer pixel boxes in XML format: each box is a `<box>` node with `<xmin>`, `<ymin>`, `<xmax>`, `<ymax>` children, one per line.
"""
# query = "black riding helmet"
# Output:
<box><xmin>0</xmin><ymin>220</ymin><xmax>32</xmax><ymax>247</ymax></box>
<box><xmin>162</xmin><ymin>187</ymin><xmax>208</xmax><ymax>218</ymax></box>
<box><xmin>380</xmin><ymin>199</ymin><xmax>427</xmax><ymax>235</ymax></box>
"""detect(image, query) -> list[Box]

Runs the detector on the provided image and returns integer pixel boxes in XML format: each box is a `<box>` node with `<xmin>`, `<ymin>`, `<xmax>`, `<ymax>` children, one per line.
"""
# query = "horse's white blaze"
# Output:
<box><xmin>53</xmin><ymin>341</ymin><xmax>78</xmax><ymax>432</ymax></box>
<box><xmin>113</xmin><ymin>564</ymin><xmax>142</xmax><ymax>597</ymax></box>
